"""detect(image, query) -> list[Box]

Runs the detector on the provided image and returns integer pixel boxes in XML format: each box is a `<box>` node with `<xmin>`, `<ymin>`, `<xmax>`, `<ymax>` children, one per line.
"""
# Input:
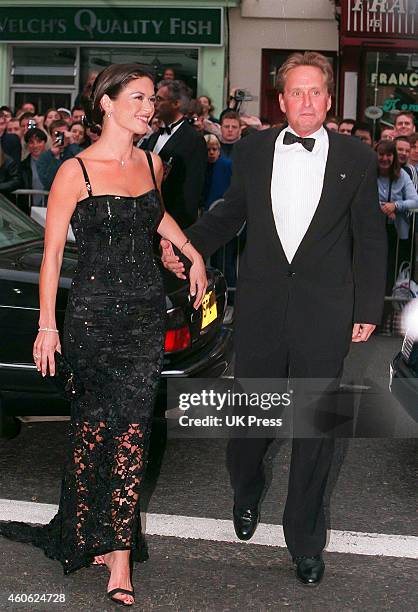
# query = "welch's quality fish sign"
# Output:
<box><xmin>0</xmin><ymin>6</ymin><xmax>223</xmax><ymax>46</ymax></box>
<box><xmin>342</xmin><ymin>0</ymin><xmax>417</xmax><ymax>36</ymax></box>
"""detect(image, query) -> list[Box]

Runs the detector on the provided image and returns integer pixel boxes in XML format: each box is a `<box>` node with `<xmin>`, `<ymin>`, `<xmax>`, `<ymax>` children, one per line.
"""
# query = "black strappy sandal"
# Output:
<box><xmin>107</xmin><ymin>587</ymin><xmax>135</xmax><ymax>606</ymax></box>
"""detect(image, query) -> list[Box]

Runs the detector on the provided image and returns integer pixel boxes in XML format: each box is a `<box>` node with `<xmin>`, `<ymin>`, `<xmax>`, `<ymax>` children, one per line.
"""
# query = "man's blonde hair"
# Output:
<box><xmin>276</xmin><ymin>52</ymin><xmax>334</xmax><ymax>96</ymax></box>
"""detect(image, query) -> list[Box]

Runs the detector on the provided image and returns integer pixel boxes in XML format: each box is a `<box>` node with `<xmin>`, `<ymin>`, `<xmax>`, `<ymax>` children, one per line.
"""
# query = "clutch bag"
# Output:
<box><xmin>50</xmin><ymin>351</ymin><xmax>85</xmax><ymax>400</ymax></box>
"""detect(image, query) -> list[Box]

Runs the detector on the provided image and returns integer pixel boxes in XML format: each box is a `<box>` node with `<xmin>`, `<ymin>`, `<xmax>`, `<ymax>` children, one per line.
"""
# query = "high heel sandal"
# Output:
<box><xmin>107</xmin><ymin>553</ymin><xmax>135</xmax><ymax>607</ymax></box>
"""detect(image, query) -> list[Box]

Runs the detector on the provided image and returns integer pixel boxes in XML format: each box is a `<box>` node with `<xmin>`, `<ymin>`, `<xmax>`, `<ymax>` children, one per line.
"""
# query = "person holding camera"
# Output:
<box><xmin>37</xmin><ymin>119</ymin><xmax>82</xmax><ymax>191</ymax></box>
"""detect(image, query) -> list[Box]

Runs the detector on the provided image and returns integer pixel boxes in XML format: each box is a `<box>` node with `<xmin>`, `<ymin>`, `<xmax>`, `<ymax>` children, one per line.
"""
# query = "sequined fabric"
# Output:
<box><xmin>0</xmin><ymin>181</ymin><xmax>166</xmax><ymax>574</ymax></box>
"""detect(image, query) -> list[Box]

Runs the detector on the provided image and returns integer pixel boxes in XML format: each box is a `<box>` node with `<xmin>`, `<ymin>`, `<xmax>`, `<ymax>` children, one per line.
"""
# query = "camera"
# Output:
<box><xmin>232</xmin><ymin>89</ymin><xmax>253</xmax><ymax>102</ymax></box>
<box><xmin>54</xmin><ymin>131</ymin><xmax>65</xmax><ymax>146</ymax></box>
<box><xmin>27</xmin><ymin>119</ymin><xmax>37</xmax><ymax>129</ymax></box>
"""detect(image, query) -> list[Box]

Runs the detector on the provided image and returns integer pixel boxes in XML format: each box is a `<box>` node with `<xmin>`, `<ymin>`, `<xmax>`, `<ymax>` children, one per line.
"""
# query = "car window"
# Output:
<box><xmin>0</xmin><ymin>195</ymin><xmax>43</xmax><ymax>249</ymax></box>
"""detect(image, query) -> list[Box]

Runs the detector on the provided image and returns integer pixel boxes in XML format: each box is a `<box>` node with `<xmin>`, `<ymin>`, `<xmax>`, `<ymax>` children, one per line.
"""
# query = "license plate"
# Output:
<box><xmin>201</xmin><ymin>290</ymin><xmax>217</xmax><ymax>329</ymax></box>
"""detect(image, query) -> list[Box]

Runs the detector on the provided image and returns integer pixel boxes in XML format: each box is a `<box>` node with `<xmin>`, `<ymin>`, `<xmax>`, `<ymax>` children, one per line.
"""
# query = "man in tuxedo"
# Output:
<box><xmin>142</xmin><ymin>79</ymin><xmax>207</xmax><ymax>228</ymax></box>
<box><xmin>161</xmin><ymin>52</ymin><xmax>387</xmax><ymax>585</ymax></box>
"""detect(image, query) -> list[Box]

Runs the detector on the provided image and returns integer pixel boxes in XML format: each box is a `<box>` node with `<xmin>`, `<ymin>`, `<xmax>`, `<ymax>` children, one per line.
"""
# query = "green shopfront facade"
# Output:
<box><xmin>0</xmin><ymin>0</ymin><xmax>238</xmax><ymax>117</ymax></box>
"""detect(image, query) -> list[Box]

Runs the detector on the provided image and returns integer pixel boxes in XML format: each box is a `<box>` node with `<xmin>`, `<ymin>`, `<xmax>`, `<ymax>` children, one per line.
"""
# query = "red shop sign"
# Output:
<box><xmin>342</xmin><ymin>0</ymin><xmax>417</xmax><ymax>38</ymax></box>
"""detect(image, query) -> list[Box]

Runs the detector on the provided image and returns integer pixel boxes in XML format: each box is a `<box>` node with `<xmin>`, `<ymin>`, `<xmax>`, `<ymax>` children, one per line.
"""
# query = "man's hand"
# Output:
<box><xmin>160</xmin><ymin>238</ymin><xmax>186</xmax><ymax>279</ymax></box>
<box><xmin>352</xmin><ymin>323</ymin><xmax>376</xmax><ymax>342</ymax></box>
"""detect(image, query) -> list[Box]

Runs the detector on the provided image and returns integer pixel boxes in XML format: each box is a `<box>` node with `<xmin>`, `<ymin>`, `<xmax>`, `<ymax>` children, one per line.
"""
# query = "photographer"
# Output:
<box><xmin>37</xmin><ymin>119</ymin><xmax>82</xmax><ymax>190</ymax></box>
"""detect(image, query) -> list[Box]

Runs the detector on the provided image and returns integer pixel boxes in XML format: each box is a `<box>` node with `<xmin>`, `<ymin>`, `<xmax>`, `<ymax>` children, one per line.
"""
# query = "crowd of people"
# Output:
<box><xmin>0</xmin><ymin>73</ymin><xmax>417</xmax><ymax>310</ymax></box>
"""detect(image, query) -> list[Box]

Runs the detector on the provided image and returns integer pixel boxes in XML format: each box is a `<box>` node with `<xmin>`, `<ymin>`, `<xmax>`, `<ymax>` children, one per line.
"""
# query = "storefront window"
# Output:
<box><xmin>80</xmin><ymin>47</ymin><xmax>198</xmax><ymax>95</ymax></box>
<box><xmin>12</xmin><ymin>47</ymin><xmax>77</xmax><ymax>86</ymax></box>
<box><xmin>365</xmin><ymin>51</ymin><xmax>418</xmax><ymax>126</ymax></box>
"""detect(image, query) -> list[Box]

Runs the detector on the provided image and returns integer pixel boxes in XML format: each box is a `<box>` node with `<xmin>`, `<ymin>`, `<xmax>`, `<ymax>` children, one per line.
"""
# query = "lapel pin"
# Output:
<box><xmin>340</xmin><ymin>173</ymin><xmax>346</xmax><ymax>180</ymax></box>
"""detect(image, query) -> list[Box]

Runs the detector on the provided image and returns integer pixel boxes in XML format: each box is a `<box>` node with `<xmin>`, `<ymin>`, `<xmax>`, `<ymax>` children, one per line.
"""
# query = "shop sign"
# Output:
<box><xmin>0</xmin><ymin>6</ymin><xmax>223</xmax><ymax>46</ymax></box>
<box><xmin>342</xmin><ymin>0</ymin><xmax>417</xmax><ymax>37</ymax></box>
<box><xmin>371</xmin><ymin>71</ymin><xmax>418</xmax><ymax>87</ymax></box>
<box><xmin>382</xmin><ymin>98</ymin><xmax>418</xmax><ymax>112</ymax></box>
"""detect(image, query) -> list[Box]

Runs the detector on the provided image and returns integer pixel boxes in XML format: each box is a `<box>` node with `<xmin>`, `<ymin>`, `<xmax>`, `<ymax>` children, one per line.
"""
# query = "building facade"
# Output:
<box><xmin>228</xmin><ymin>0</ymin><xmax>339</xmax><ymax>122</ymax></box>
<box><xmin>338</xmin><ymin>0</ymin><xmax>418</xmax><ymax>128</ymax></box>
<box><xmin>0</xmin><ymin>0</ymin><xmax>238</xmax><ymax>117</ymax></box>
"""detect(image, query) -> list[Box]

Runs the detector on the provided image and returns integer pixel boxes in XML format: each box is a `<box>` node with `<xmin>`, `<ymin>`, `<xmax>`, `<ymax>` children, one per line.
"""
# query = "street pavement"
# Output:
<box><xmin>0</xmin><ymin>334</ymin><xmax>417</xmax><ymax>611</ymax></box>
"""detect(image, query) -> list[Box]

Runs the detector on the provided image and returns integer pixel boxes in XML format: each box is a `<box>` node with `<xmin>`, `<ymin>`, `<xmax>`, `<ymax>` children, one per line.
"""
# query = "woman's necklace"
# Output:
<box><xmin>110</xmin><ymin>152</ymin><xmax>132</xmax><ymax>168</ymax></box>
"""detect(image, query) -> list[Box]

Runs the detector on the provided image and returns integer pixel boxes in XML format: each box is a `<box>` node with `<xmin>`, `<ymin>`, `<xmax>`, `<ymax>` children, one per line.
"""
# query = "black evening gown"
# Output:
<box><xmin>0</xmin><ymin>152</ymin><xmax>166</xmax><ymax>574</ymax></box>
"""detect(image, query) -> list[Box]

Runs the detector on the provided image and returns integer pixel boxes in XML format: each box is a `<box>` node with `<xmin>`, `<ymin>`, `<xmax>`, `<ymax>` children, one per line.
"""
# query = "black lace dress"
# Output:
<box><xmin>0</xmin><ymin>152</ymin><xmax>166</xmax><ymax>574</ymax></box>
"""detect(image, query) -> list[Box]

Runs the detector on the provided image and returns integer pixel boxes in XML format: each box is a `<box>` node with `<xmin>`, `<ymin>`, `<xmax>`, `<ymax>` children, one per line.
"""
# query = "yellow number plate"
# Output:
<box><xmin>201</xmin><ymin>290</ymin><xmax>217</xmax><ymax>329</ymax></box>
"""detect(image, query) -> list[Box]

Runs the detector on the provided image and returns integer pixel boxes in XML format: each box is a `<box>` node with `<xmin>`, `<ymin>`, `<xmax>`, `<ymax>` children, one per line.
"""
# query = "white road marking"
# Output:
<box><xmin>0</xmin><ymin>498</ymin><xmax>417</xmax><ymax>559</ymax></box>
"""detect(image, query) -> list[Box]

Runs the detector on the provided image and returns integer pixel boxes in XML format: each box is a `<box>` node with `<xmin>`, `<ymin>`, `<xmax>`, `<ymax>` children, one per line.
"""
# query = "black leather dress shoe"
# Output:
<box><xmin>294</xmin><ymin>555</ymin><xmax>325</xmax><ymax>586</ymax></box>
<box><xmin>232</xmin><ymin>505</ymin><xmax>259</xmax><ymax>540</ymax></box>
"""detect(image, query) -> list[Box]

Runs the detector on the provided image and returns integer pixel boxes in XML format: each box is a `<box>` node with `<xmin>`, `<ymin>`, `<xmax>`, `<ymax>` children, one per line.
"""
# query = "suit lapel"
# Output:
<box><xmin>157</xmin><ymin>120</ymin><xmax>188</xmax><ymax>156</ymax></box>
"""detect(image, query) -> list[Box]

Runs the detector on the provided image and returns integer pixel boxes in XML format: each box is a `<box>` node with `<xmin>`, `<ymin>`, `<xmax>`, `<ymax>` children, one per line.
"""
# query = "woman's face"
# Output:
<box><xmin>207</xmin><ymin>143</ymin><xmax>220</xmax><ymax>163</ymax></box>
<box><xmin>103</xmin><ymin>76</ymin><xmax>155</xmax><ymax>136</ymax></box>
<box><xmin>87</xmin><ymin>127</ymin><xmax>101</xmax><ymax>142</ymax></box>
<box><xmin>377</xmin><ymin>149</ymin><xmax>394</xmax><ymax>172</ymax></box>
<box><xmin>199</xmin><ymin>97</ymin><xmax>210</xmax><ymax>113</ymax></box>
<box><xmin>70</xmin><ymin>124</ymin><xmax>85</xmax><ymax>144</ymax></box>
<box><xmin>44</xmin><ymin>110</ymin><xmax>60</xmax><ymax>127</ymax></box>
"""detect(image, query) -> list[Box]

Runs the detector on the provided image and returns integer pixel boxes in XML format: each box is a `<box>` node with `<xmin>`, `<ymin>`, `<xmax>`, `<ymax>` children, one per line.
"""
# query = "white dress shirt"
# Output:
<box><xmin>152</xmin><ymin>119</ymin><xmax>184</xmax><ymax>155</ymax></box>
<box><xmin>270</xmin><ymin>125</ymin><xmax>329</xmax><ymax>263</ymax></box>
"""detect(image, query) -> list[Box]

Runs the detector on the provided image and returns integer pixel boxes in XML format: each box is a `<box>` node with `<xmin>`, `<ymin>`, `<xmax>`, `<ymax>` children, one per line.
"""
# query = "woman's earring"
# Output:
<box><xmin>107</xmin><ymin>112</ymin><xmax>112</xmax><ymax>118</ymax></box>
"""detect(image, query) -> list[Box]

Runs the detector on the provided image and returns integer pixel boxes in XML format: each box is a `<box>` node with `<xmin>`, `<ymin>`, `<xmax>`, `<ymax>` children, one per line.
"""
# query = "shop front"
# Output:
<box><xmin>339</xmin><ymin>0</ymin><xmax>418</xmax><ymax>131</ymax></box>
<box><xmin>0</xmin><ymin>0</ymin><xmax>238</xmax><ymax>117</ymax></box>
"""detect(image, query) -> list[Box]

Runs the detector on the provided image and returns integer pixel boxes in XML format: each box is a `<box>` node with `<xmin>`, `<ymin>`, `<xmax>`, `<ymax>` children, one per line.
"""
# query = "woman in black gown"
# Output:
<box><xmin>0</xmin><ymin>65</ymin><xmax>207</xmax><ymax>606</ymax></box>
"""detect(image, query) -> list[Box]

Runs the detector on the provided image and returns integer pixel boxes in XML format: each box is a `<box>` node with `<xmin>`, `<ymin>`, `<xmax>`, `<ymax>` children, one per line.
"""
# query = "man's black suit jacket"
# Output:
<box><xmin>185</xmin><ymin>127</ymin><xmax>387</xmax><ymax>377</ymax></box>
<box><xmin>142</xmin><ymin>120</ymin><xmax>207</xmax><ymax>228</ymax></box>
<box><xmin>0</xmin><ymin>132</ymin><xmax>22</xmax><ymax>166</ymax></box>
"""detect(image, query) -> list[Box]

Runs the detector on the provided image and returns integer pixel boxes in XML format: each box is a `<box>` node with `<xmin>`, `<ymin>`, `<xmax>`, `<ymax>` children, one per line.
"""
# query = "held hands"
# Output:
<box><xmin>160</xmin><ymin>239</ymin><xmax>207</xmax><ymax>309</ymax></box>
<box><xmin>352</xmin><ymin>323</ymin><xmax>376</xmax><ymax>343</ymax></box>
<box><xmin>33</xmin><ymin>330</ymin><xmax>61</xmax><ymax>377</ymax></box>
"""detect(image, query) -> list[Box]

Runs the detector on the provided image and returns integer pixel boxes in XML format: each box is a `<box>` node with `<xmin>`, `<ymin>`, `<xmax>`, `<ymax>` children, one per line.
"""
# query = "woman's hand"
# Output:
<box><xmin>33</xmin><ymin>331</ymin><xmax>61</xmax><ymax>377</ymax></box>
<box><xmin>189</xmin><ymin>255</ymin><xmax>207</xmax><ymax>309</ymax></box>
<box><xmin>380</xmin><ymin>202</ymin><xmax>396</xmax><ymax>216</ymax></box>
<box><xmin>160</xmin><ymin>238</ymin><xmax>187</xmax><ymax>279</ymax></box>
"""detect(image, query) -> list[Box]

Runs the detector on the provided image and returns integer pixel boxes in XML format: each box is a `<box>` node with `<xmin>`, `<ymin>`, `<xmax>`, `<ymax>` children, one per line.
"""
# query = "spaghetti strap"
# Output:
<box><xmin>144</xmin><ymin>151</ymin><xmax>158</xmax><ymax>191</ymax></box>
<box><xmin>75</xmin><ymin>157</ymin><xmax>93</xmax><ymax>197</ymax></box>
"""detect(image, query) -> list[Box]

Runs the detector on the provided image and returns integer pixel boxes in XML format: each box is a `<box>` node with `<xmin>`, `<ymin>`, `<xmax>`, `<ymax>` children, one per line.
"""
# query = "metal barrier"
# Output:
<box><xmin>12</xmin><ymin>188</ymin><xmax>49</xmax><ymax>211</ymax></box>
<box><xmin>207</xmin><ymin>199</ymin><xmax>246</xmax><ymax>299</ymax></box>
<box><xmin>385</xmin><ymin>208</ymin><xmax>418</xmax><ymax>304</ymax></box>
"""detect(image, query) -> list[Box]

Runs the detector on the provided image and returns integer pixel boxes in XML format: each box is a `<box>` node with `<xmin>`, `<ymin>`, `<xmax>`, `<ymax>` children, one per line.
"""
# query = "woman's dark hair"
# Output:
<box><xmin>375</xmin><ymin>139</ymin><xmax>401</xmax><ymax>181</ymax></box>
<box><xmin>83</xmin><ymin>63</ymin><xmax>154</xmax><ymax>129</ymax></box>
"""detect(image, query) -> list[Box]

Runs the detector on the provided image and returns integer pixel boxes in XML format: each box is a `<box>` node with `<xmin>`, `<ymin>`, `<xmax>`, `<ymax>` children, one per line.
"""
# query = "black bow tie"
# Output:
<box><xmin>283</xmin><ymin>131</ymin><xmax>315</xmax><ymax>152</ymax></box>
<box><xmin>159</xmin><ymin>118</ymin><xmax>184</xmax><ymax>136</ymax></box>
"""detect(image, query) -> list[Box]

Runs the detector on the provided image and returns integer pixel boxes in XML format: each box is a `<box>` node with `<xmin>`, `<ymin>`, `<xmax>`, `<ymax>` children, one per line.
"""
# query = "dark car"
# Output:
<box><xmin>390</xmin><ymin>327</ymin><xmax>418</xmax><ymax>423</ymax></box>
<box><xmin>0</xmin><ymin>195</ymin><xmax>233</xmax><ymax>438</ymax></box>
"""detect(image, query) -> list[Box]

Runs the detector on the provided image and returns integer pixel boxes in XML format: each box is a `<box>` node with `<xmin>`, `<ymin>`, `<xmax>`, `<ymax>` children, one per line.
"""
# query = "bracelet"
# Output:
<box><xmin>180</xmin><ymin>238</ymin><xmax>191</xmax><ymax>253</ymax></box>
<box><xmin>38</xmin><ymin>327</ymin><xmax>59</xmax><ymax>333</ymax></box>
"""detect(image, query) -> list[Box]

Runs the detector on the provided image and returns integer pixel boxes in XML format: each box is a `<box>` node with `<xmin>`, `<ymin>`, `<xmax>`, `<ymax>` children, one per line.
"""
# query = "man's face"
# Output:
<box><xmin>354</xmin><ymin>129</ymin><xmax>372</xmax><ymax>146</ymax></box>
<box><xmin>155</xmin><ymin>86</ymin><xmax>178</xmax><ymax>124</ymax></box>
<box><xmin>189</xmin><ymin>114</ymin><xmax>204</xmax><ymax>132</ymax></box>
<box><xmin>339</xmin><ymin>122</ymin><xmax>353</xmax><ymax>135</ymax></box>
<box><xmin>221</xmin><ymin>119</ymin><xmax>241</xmax><ymax>143</ymax></box>
<box><xmin>1</xmin><ymin>110</ymin><xmax>12</xmax><ymax>123</ymax></box>
<box><xmin>278</xmin><ymin>66</ymin><xmax>331</xmax><ymax>137</ymax></box>
<box><xmin>395</xmin><ymin>140</ymin><xmax>411</xmax><ymax>165</ymax></box>
<box><xmin>20</xmin><ymin>117</ymin><xmax>34</xmax><ymax>135</ymax></box>
<box><xmin>410</xmin><ymin>140</ymin><xmax>418</xmax><ymax>166</ymax></box>
<box><xmin>395</xmin><ymin>115</ymin><xmax>415</xmax><ymax>137</ymax></box>
<box><xmin>27</xmin><ymin>136</ymin><xmax>46</xmax><ymax>159</ymax></box>
<box><xmin>7</xmin><ymin>119</ymin><xmax>21</xmax><ymax>137</ymax></box>
<box><xmin>21</xmin><ymin>103</ymin><xmax>35</xmax><ymax>115</ymax></box>
<box><xmin>380</xmin><ymin>128</ymin><xmax>395</xmax><ymax>141</ymax></box>
<box><xmin>71</xmin><ymin>109</ymin><xmax>84</xmax><ymax>123</ymax></box>
<box><xmin>325</xmin><ymin>120</ymin><xmax>339</xmax><ymax>132</ymax></box>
